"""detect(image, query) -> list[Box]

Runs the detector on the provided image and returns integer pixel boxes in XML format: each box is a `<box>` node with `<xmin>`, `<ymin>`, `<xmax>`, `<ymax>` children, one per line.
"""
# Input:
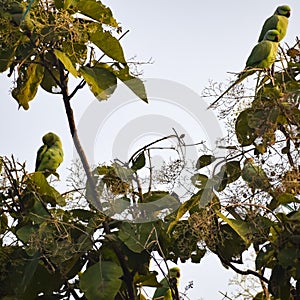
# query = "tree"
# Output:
<box><xmin>2</xmin><ymin>1</ymin><xmax>300</xmax><ymax>300</ymax></box>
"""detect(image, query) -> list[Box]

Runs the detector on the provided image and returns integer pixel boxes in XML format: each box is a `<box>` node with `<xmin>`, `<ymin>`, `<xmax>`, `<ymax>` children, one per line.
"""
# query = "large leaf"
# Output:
<box><xmin>167</xmin><ymin>191</ymin><xmax>202</xmax><ymax>233</ymax></box>
<box><xmin>40</xmin><ymin>65</ymin><xmax>61</xmax><ymax>94</ymax></box>
<box><xmin>12</xmin><ymin>63</ymin><xmax>44</xmax><ymax>110</ymax></box>
<box><xmin>79</xmin><ymin>261</ymin><xmax>123</xmax><ymax>300</ymax></box>
<box><xmin>118</xmin><ymin>222</ymin><xmax>155</xmax><ymax>253</ymax></box>
<box><xmin>80</xmin><ymin>65</ymin><xmax>117</xmax><ymax>100</ymax></box>
<box><xmin>131</xmin><ymin>152</ymin><xmax>146</xmax><ymax>171</ymax></box>
<box><xmin>54</xmin><ymin>49</ymin><xmax>78</xmax><ymax>77</ymax></box>
<box><xmin>0</xmin><ymin>45</ymin><xmax>17</xmax><ymax>72</ymax></box>
<box><xmin>190</xmin><ymin>173</ymin><xmax>208</xmax><ymax>189</ymax></box>
<box><xmin>26</xmin><ymin>172</ymin><xmax>65</xmax><ymax>206</ymax></box>
<box><xmin>216</xmin><ymin>211</ymin><xmax>252</xmax><ymax>246</ymax></box>
<box><xmin>235</xmin><ymin>109</ymin><xmax>257</xmax><ymax>146</ymax></box>
<box><xmin>77</xmin><ymin>0</ymin><xmax>119</xmax><ymax>28</ymax></box>
<box><xmin>115</xmin><ymin>66</ymin><xmax>148</xmax><ymax>102</ymax></box>
<box><xmin>89</xmin><ymin>23</ymin><xmax>125</xmax><ymax>63</ymax></box>
<box><xmin>134</xmin><ymin>272</ymin><xmax>160</xmax><ymax>287</ymax></box>
<box><xmin>195</xmin><ymin>154</ymin><xmax>216</xmax><ymax>169</ymax></box>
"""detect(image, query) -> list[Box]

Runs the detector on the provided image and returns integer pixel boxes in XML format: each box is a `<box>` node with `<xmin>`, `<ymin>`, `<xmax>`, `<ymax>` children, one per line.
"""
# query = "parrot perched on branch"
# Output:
<box><xmin>258</xmin><ymin>5</ymin><xmax>291</xmax><ymax>42</ymax></box>
<box><xmin>153</xmin><ymin>267</ymin><xmax>180</xmax><ymax>300</ymax></box>
<box><xmin>208</xmin><ymin>29</ymin><xmax>279</xmax><ymax>109</ymax></box>
<box><xmin>35</xmin><ymin>132</ymin><xmax>64</xmax><ymax>177</ymax></box>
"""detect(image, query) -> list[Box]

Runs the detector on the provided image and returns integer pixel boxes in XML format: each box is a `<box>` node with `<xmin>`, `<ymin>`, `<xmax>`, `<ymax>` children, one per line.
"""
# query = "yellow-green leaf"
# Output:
<box><xmin>77</xmin><ymin>0</ymin><xmax>119</xmax><ymax>28</ymax></box>
<box><xmin>26</xmin><ymin>172</ymin><xmax>65</xmax><ymax>206</ymax></box>
<box><xmin>115</xmin><ymin>66</ymin><xmax>148</xmax><ymax>102</ymax></box>
<box><xmin>216</xmin><ymin>211</ymin><xmax>251</xmax><ymax>246</ymax></box>
<box><xmin>80</xmin><ymin>66</ymin><xmax>117</xmax><ymax>100</ymax></box>
<box><xmin>79</xmin><ymin>261</ymin><xmax>123</xmax><ymax>300</ymax></box>
<box><xmin>12</xmin><ymin>63</ymin><xmax>44</xmax><ymax>110</ymax></box>
<box><xmin>89</xmin><ymin>24</ymin><xmax>126</xmax><ymax>63</ymax></box>
<box><xmin>54</xmin><ymin>49</ymin><xmax>78</xmax><ymax>77</ymax></box>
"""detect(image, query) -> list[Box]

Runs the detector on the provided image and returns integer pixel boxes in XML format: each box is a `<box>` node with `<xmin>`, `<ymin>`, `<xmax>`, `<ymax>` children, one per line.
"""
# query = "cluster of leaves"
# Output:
<box><xmin>3</xmin><ymin>0</ymin><xmax>300</xmax><ymax>299</ymax></box>
<box><xmin>0</xmin><ymin>0</ymin><xmax>147</xmax><ymax>109</ymax></box>
<box><xmin>0</xmin><ymin>156</ymin><xmax>185</xmax><ymax>299</ymax></box>
<box><xmin>165</xmin><ymin>44</ymin><xmax>300</xmax><ymax>299</ymax></box>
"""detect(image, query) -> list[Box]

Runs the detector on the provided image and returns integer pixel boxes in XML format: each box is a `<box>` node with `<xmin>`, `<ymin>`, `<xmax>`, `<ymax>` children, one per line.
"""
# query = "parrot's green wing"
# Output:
<box><xmin>258</xmin><ymin>5</ymin><xmax>290</xmax><ymax>42</ymax></box>
<box><xmin>35</xmin><ymin>144</ymin><xmax>48</xmax><ymax>171</ymax></box>
<box><xmin>35</xmin><ymin>132</ymin><xmax>64</xmax><ymax>177</ymax></box>
<box><xmin>208</xmin><ymin>30</ymin><xmax>279</xmax><ymax>109</ymax></box>
<box><xmin>245</xmin><ymin>30</ymin><xmax>279</xmax><ymax>69</ymax></box>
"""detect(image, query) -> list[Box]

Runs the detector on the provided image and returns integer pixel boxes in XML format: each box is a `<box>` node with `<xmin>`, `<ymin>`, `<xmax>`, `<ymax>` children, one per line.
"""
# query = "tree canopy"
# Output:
<box><xmin>1</xmin><ymin>1</ymin><xmax>300</xmax><ymax>300</ymax></box>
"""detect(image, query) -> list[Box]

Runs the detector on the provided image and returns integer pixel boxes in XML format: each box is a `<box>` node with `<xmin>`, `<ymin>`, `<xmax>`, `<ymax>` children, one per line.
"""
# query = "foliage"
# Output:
<box><xmin>0</xmin><ymin>0</ymin><xmax>147</xmax><ymax>109</ymax></box>
<box><xmin>2</xmin><ymin>0</ymin><xmax>300</xmax><ymax>299</ymax></box>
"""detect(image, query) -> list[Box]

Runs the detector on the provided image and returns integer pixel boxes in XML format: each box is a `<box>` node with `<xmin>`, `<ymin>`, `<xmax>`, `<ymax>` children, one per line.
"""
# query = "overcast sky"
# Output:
<box><xmin>1</xmin><ymin>1</ymin><xmax>299</xmax><ymax>299</ymax></box>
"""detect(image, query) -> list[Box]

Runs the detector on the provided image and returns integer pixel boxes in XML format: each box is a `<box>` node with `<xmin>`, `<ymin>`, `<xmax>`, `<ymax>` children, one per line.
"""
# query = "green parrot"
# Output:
<box><xmin>208</xmin><ymin>29</ymin><xmax>279</xmax><ymax>109</ymax></box>
<box><xmin>241</xmin><ymin>158</ymin><xmax>271</xmax><ymax>192</ymax></box>
<box><xmin>35</xmin><ymin>132</ymin><xmax>64</xmax><ymax>177</ymax></box>
<box><xmin>153</xmin><ymin>267</ymin><xmax>180</xmax><ymax>300</ymax></box>
<box><xmin>258</xmin><ymin>5</ymin><xmax>291</xmax><ymax>42</ymax></box>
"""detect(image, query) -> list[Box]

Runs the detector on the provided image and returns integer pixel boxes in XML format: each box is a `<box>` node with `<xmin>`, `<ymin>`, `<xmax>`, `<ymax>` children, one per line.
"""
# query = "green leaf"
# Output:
<box><xmin>112</xmin><ymin>162</ymin><xmax>135</xmax><ymax>181</ymax></box>
<box><xmin>80</xmin><ymin>65</ymin><xmax>117</xmax><ymax>100</ymax></box>
<box><xmin>40</xmin><ymin>65</ymin><xmax>61</xmax><ymax>94</ymax></box>
<box><xmin>77</xmin><ymin>0</ymin><xmax>119</xmax><ymax>28</ymax></box>
<box><xmin>191</xmin><ymin>173</ymin><xmax>208</xmax><ymax>188</ymax></box>
<box><xmin>269</xmin><ymin>265</ymin><xmax>291</xmax><ymax>299</ymax></box>
<box><xmin>216</xmin><ymin>211</ymin><xmax>252</xmax><ymax>246</ymax></box>
<box><xmin>0</xmin><ymin>46</ymin><xmax>17</xmax><ymax>72</ymax></box>
<box><xmin>68</xmin><ymin>209</ymin><xmax>96</xmax><ymax>222</ymax></box>
<box><xmin>235</xmin><ymin>109</ymin><xmax>257</xmax><ymax>146</ymax></box>
<box><xmin>191</xmin><ymin>248</ymin><xmax>206</xmax><ymax>263</ymax></box>
<box><xmin>89</xmin><ymin>24</ymin><xmax>125</xmax><ymax>63</ymax></box>
<box><xmin>54</xmin><ymin>49</ymin><xmax>78</xmax><ymax>77</ymax></box>
<box><xmin>247</xmin><ymin>108</ymin><xmax>279</xmax><ymax>129</ymax></box>
<box><xmin>167</xmin><ymin>192</ymin><xmax>202</xmax><ymax>233</ymax></box>
<box><xmin>277</xmin><ymin>193</ymin><xmax>300</xmax><ymax>206</ymax></box>
<box><xmin>212</xmin><ymin>171</ymin><xmax>227</xmax><ymax>192</ymax></box>
<box><xmin>134</xmin><ymin>271</ymin><xmax>160</xmax><ymax>287</ymax></box>
<box><xmin>115</xmin><ymin>66</ymin><xmax>148</xmax><ymax>102</ymax></box>
<box><xmin>199</xmin><ymin>185</ymin><xmax>215</xmax><ymax>208</ymax></box>
<box><xmin>26</xmin><ymin>172</ymin><xmax>65</xmax><ymax>206</ymax></box>
<box><xmin>0</xmin><ymin>213</ymin><xmax>8</xmax><ymax>234</ymax></box>
<box><xmin>62</xmin><ymin>41</ymin><xmax>88</xmax><ymax>65</ymax></box>
<box><xmin>220</xmin><ymin>161</ymin><xmax>241</xmax><ymax>184</ymax></box>
<box><xmin>131</xmin><ymin>152</ymin><xmax>146</xmax><ymax>171</ymax></box>
<box><xmin>79</xmin><ymin>260</ymin><xmax>123</xmax><ymax>300</ymax></box>
<box><xmin>216</xmin><ymin>224</ymin><xmax>247</xmax><ymax>263</ymax></box>
<box><xmin>54</xmin><ymin>0</ymin><xmax>64</xmax><ymax>9</ymax></box>
<box><xmin>195</xmin><ymin>154</ymin><xmax>216</xmax><ymax>169</ymax></box>
<box><xmin>16</xmin><ymin>224</ymin><xmax>38</xmax><ymax>243</ymax></box>
<box><xmin>118</xmin><ymin>222</ymin><xmax>155</xmax><ymax>253</ymax></box>
<box><xmin>23</xmin><ymin>264</ymin><xmax>64</xmax><ymax>298</ymax></box>
<box><xmin>142</xmin><ymin>191</ymin><xmax>180</xmax><ymax>210</ymax></box>
<box><xmin>256</xmin><ymin>244</ymin><xmax>275</xmax><ymax>269</ymax></box>
<box><xmin>12</xmin><ymin>63</ymin><xmax>44</xmax><ymax>110</ymax></box>
<box><xmin>268</xmin><ymin>193</ymin><xmax>299</xmax><ymax>211</ymax></box>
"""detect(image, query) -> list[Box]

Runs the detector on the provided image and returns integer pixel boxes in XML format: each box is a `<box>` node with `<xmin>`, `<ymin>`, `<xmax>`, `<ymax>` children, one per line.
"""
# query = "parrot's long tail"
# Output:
<box><xmin>207</xmin><ymin>78</ymin><xmax>242</xmax><ymax>109</ymax></box>
<box><xmin>207</xmin><ymin>67</ymin><xmax>261</xmax><ymax>110</ymax></box>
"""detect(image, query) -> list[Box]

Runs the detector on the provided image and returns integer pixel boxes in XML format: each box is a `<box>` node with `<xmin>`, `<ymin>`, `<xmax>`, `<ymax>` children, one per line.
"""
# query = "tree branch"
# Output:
<box><xmin>58</xmin><ymin>63</ymin><xmax>136</xmax><ymax>299</ymax></box>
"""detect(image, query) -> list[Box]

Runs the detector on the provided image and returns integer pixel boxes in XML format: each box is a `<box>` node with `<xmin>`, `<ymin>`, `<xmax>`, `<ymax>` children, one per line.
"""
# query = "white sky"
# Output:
<box><xmin>1</xmin><ymin>1</ymin><xmax>300</xmax><ymax>299</ymax></box>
